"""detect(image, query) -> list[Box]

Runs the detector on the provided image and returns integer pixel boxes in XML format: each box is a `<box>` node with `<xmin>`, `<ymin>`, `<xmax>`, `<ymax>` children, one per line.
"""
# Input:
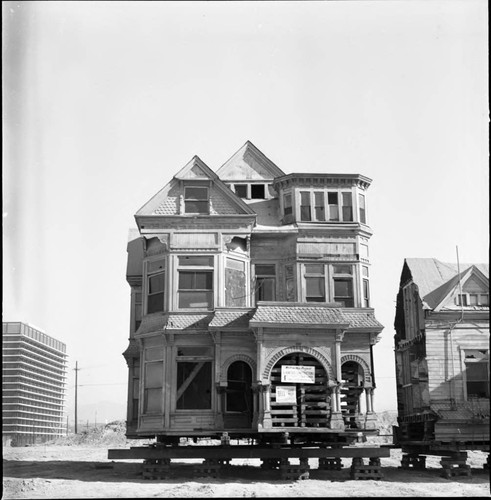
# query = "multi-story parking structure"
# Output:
<box><xmin>2</xmin><ymin>322</ymin><xmax>67</xmax><ymax>446</ymax></box>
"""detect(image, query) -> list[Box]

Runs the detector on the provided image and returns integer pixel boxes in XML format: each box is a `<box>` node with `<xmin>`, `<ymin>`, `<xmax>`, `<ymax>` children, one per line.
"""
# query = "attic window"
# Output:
<box><xmin>456</xmin><ymin>293</ymin><xmax>489</xmax><ymax>306</ymax></box>
<box><xmin>234</xmin><ymin>184</ymin><xmax>248</xmax><ymax>198</ymax></box>
<box><xmin>184</xmin><ymin>187</ymin><xmax>209</xmax><ymax>214</ymax></box>
<box><xmin>251</xmin><ymin>184</ymin><xmax>265</xmax><ymax>199</ymax></box>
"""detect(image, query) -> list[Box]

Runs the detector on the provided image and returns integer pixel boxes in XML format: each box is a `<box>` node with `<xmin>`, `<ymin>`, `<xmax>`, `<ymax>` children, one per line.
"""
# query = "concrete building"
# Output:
<box><xmin>123</xmin><ymin>141</ymin><xmax>383</xmax><ymax>443</ymax></box>
<box><xmin>2</xmin><ymin>322</ymin><xmax>67</xmax><ymax>446</ymax></box>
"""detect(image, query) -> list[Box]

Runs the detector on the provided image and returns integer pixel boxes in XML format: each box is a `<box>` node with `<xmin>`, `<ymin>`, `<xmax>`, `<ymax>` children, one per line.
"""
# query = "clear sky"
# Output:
<box><xmin>3</xmin><ymin>1</ymin><xmax>488</xmax><ymax>423</ymax></box>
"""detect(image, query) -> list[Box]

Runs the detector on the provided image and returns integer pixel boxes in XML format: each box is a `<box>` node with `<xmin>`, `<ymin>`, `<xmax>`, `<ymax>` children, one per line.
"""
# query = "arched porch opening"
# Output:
<box><xmin>224</xmin><ymin>360</ymin><xmax>253</xmax><ymax>429</ymax></box>
<box><xmin>341</xmin><ymin>360</ymin><xmax>364</xmax><ymax>429</ymax></box>
<box><xmin>270</xmin><ymin>352</ymin><xmax>330</xmax><ymax>428</ymax></box>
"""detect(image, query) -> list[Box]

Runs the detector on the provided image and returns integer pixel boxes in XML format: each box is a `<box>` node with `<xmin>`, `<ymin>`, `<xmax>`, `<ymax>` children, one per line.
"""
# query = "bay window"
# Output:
<box><xmin>304</xmin><ymin>263</ymin><xmax>355</xmax><ymax>306</ymax></box>
<box><xmin>146</xmin><ymin>259</ymin><xmax>165</xmax><ymax>314</ymax></box>
<box><xmin>177</xmin><ymin>256</ymin><xmax>214</xmax><ymax>309</ymax></box>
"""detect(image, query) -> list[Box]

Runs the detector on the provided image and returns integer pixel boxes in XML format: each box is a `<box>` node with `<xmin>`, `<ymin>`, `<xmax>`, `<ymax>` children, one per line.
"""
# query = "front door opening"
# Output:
<box><xmin>224</xmin><ymin>361</ymin><xmax>253</xmax><ymax>429</ymax></box>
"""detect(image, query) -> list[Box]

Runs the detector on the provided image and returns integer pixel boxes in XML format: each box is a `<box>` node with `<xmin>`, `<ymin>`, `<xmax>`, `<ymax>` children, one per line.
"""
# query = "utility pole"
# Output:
<box><xmin>74</xmin><ymin>361</ymin><xmax>80</xmax><ymax>434</ymax></box>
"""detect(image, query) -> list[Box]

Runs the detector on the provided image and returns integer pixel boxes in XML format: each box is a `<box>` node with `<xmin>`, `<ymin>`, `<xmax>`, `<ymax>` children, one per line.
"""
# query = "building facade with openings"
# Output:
<box><xmin>2</xmin><ymin>322</ymin><xmax>67</xmax><ymax>446</ymax></box>
<box><xmin>123</xmin><ymin>141</ymin><xmax>384</xmax><ymax>442</ymax></box>
<box><xmin>394</xmin><ymin>258</ymin><xmax>489</xmax><ymax>450</ymax></box>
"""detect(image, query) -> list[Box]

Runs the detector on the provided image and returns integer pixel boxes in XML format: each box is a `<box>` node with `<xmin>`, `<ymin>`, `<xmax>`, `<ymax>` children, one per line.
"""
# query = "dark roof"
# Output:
<box><xmin>209</xmin><ymin>309</ymin><xmax>255</xmax><ymax>329</ymax></box>
<box><xmin>250</xmin><ymin>302</ymin><xmax>383</xmax><ymax>330</ymax></box>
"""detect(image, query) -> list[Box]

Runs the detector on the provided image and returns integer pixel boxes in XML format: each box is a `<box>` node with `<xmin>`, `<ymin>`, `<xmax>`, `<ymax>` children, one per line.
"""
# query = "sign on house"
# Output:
<box><xmin>281</xmin><ymin>365</ymin><xmax>315</xmax><ymax>383</ymax></box>
<box><xmin>275</xmin><ymin>386</ymin><xmax>297</xmax><ymax>403</ymax></box>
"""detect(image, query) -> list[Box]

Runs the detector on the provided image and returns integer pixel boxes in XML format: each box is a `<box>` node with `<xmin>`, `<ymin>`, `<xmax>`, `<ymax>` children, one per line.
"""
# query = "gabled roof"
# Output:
<box><xmin>135</xmin><ymin>155</ymin><xmax>256</xmax><ymax>217</ymax></box>
<box><xmin>404</xmin><ymin>258</ymin><xmax>489</xmax><ymax>310</ymax></box>
<box><xmin>216</xmin><ymin>141</ymin><xmax>285</xmax><ymax>181</ymax></box>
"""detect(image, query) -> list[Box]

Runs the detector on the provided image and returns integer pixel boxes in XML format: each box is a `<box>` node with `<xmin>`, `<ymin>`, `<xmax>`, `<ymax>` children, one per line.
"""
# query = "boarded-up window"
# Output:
<box><xmin>144</xmin><ymin>357</ymin><xmax>163</xmax><ymax>413</ymax></box>
<box><xmin>225</xmin><ymin>258</ymin><xmax>246</xmax><ymax>307</ymax></box>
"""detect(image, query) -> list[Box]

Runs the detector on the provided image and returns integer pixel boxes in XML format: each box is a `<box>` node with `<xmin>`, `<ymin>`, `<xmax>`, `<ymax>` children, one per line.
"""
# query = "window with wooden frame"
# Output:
<box><xmin>146</xmin><ymin>259</ymin><xmax>165</xmax><ymax>314</ymax></box>
<box><xmin>333</xmin><ymin>264</ymin><xmax>354</xmax><ymax>307</ymax></box>
<box><xmin>300</xmin><ymin>191</ymin><xmax>312</xmax><ymax>221</ymax></box>
<box><xmin>176</xmin><ymin>346</ymin><xmax>213</xmax><ymax>410</ymax></box>
<box><xmin>133</xmin><ymin>291</ymin><xmax>142</xmax><ymax>331</ymax></box>
<box><xmin>303</xmin><ymin>263</ymin><xmax>354</xmax><ymax>306</ymax></box>
<box><xmin>184</xmin><ymin>186</ymin><xmax>209</xmax><ymax>214</ymax></box>
<box><xmin>283</xmin><ymin>192</ymin><xmax>293</xmax><ymax>217</ymax></box>
<box><xmin>359</xmin><ymin>193</ymin><xmax>366</xmax><ymax>224</ymax></box>
<box><xmin>177</xmin><ymin>255</ymin><xmax>214</xmax><ymax>309</ymax></box>
<box><xmin>254</xmin><ymin>264</ymin><xmax>276</xmax><ymax>302</ymax></box>
<box><xmin>143</xmin><ymin>348</ymin><xmax>164</xmax><ymax>414</ymax></box>
<box><xmin>456</xmin><ymin>293</ymin><xmax>489</xmax><ymax>306</ymax></box>
<box><xmin>464</xmin><ymin>349</ymin><xmax>489</xmax><ymax>399</ymax></box>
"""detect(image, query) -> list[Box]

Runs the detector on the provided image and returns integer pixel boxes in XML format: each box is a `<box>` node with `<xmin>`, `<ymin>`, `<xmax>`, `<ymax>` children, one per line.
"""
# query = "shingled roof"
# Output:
<box><xmin>209</xmin><ymin>308</ymin><xmax>255</xmax><ymax>329</ymax></box>
<box><xmin>250</xmin><ymin>302</ymin><xmax>383</xmax><ymax>331</ymax></box>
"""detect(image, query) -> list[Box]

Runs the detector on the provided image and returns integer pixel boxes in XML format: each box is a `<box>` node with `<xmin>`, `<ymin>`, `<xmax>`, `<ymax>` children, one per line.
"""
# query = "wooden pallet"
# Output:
<box><xmin>193</xmin><ymin>459</ymin><xmax>222</xmax><ymax>478</ymax></box>
<box><xmin>400</xmin><ymin>454</ymin><xmax>426</xmax><ymax>470</ymax></box>
<box><xmin>142</xmin><ymin>459</ymin><xmax>171</xmax><ymax>480</ymax></box>
<box><xmin>350</xmin><ymin>457</ymin><xmax>383</xmax><ymax>480</ymax></box>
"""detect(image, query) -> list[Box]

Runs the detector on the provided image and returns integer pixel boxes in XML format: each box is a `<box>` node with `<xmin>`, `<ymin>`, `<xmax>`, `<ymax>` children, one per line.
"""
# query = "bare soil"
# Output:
<box><xmin>3</xmin><ymin>444</ymin><xmax>490</xmax><ymax>498</ymax></box>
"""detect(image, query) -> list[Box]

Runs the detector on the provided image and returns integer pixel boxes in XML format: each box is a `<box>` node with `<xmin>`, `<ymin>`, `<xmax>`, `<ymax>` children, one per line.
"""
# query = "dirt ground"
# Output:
<box><xmin>3</xmin><ymin>443</ymin><xmax>490</xmax><ymax>498</ymax></box>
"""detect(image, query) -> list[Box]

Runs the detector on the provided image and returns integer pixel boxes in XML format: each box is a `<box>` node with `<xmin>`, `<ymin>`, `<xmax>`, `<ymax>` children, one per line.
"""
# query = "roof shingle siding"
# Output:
<box><xmin>209</xmin><ymin>309</ymin><xmax>255</xmax><ymax>328</ymax></box>
<box><xmin>250</xmin><ymin>303</ymin><xmax>383</xmax><ymax>330</ymax></box>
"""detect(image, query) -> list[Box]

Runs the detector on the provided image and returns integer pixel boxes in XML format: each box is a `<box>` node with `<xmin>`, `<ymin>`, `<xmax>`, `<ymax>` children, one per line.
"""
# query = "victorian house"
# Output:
<box><xmin>394</xmin><ymin>258</ymin><xmax>489</xmax><ymax>448</ymax></box>
<box><xmin>123</xmin><ymin>141</ymin><xmax>383</xmax><ymax>441</ymax></box>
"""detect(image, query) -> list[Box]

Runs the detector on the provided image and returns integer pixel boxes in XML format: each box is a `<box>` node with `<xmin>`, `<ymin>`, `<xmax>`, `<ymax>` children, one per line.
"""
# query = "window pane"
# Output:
<box><xmin>305</xmin><ymin>264</ymin><xmax>324</xmax><ymax>274</ymax></box>
<box><xmin>149</xmin><ymin>274</ymin><xmax>165</xmax><ymax>293</ymax></box>
<box><xmin>300</xmin><ymin>192</ymin><xmax>311</xmax><ymax>221</ymax></box>
<box><xmin>235</xmin><ymin>184</ymin><xmax>248</xmax><ymax>198</ymax></box>
<box><xmin>334</xmin><ymin>279</ymin><xmax>353</xmax><ymax>297</ymax></box>
<box><xmin>194</xmin><ymin>272</ymin><xmax>213</xmax><ymax>290</ymax></box>
<box><xmin>177</xmin><ymin>346</ymin><xmax>213</xmax><ymax>357</ymax></box>
<box><xmin>342</xmin><ymin>193</ymin><xmax>353</xmax><ymax>221</ymax></box>
<box><xmin>314</xmin><ymin>192</ymin><xmax>325</xmax><ymax>221</ymax></box>
<box><xmin>284</xmin><ymin>193</ymin><xmax>293</xmax><ymax>215</ymax></box>
<box><xmin>251</xmin><ymin>184</ymin><xmax>265</xmax><ymax>199</ymax></box>
<box><xmin>179</xmin><ymin>291</ymin><xmax>213</xmax><ymax>308</ymax></box>
<box><xmin>185</xmin><ymin>200</ymin><xmax>208</xmax><ymax>214</ymax></box>
<box><xmin>480</xmin><ymin>294</ymin><xmax>489</xmax><ymax>305</ymax></box>
<box><xmin>177</xmin><ymin>361</ymin><xmax>212</xmax><ymax>409</ymax></box>
<box><xmin>255</xmin><ymin>264</ymin><xmax>275</xmax><ymax>276</ymax></box>
<box><xmin>306</xmin><ymin>277</ymin><xmax>325</xmax><ymax>298</ymax></box>
<box><xmin>185</xmin><ymin>187</ymin><xmax>207</xmax><ymax>200</ymax></box>
<box><xmin>178</xmin><ymin>256</ymin><xmax>214</xmax><ymax>267</ymax></box>
<box><xmin>359</xmin><ymin>194</ymin><xmax>366</xmax><ymax>224</ymax></box>
<box><xmin>179</xmin><ymin>272</ymin><xmax>194</xmax><ymax>289</ymax></box>
<box><xmin>469</xmin><ymin>294</ymin><xmax>479</xmax><ymax>306</ymax></box>
<box><xmin>144</xmin><ymin>388</ymin><xmax>162</xmax><ymax>413</ymax></box>
<box><xmin>257</xmin><ymin>277</ymin><xmax>275</xmax><ymax>301</ymax></box>
<box><xmin>148</xmin><ymin>260</ymin><xmax>165</xmax><ymax>274</ymax></box>
<box><xmin>333</xmin><ymin>265</ymin><xmax>352</xmax><ymax>275</ymax></box>
<box><xmin>145</xmin><ymin>362</ymin><xmax>163</xmax><ymax>388</ymax></box>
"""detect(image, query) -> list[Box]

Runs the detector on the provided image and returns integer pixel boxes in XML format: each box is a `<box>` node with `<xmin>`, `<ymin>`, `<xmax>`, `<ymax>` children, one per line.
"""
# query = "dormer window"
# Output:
<box><xmin>184</xmin><ymin>186</ymin><xmax>209</xmax><ymax>214</ymax></box>
<box><xmin>232</xmin><ymin>183</ymin><xmax>269</xmax><ymax>200</ymax></box>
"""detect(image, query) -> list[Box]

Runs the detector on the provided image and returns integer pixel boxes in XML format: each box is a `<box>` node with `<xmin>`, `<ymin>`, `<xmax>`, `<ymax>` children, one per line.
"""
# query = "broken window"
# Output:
<box><xmin>184</xmin><ymin>186</ymin><xmax>209</xmax><ymax>214</ymax></box>
<box><xmin>327</xmin><ymin>192</ymin><xmax>339</xmax><ymax>221</ymax></box>
<box><xmin>255</xmin><ymin>264</ymin><xmax>276</xmax><ymax>302</ymax></box>
<box><xmin>464</xmin><ymin>349</ymin><xmax>489</xmax><ymax>399</ymax></box>
<box><xmin>177</xmin><ymin>256</ymin><xmax>214</xmax><ymax>309</ymax></box>
<box><xmin>176</xmin><ymin>347</ymin><xmax>213</xmax><ymax>410</ymax></box>
<box><xmin>251</xmin><ymin>184</ymin><xmax>265</xmax><ymax>199</ymax></box>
